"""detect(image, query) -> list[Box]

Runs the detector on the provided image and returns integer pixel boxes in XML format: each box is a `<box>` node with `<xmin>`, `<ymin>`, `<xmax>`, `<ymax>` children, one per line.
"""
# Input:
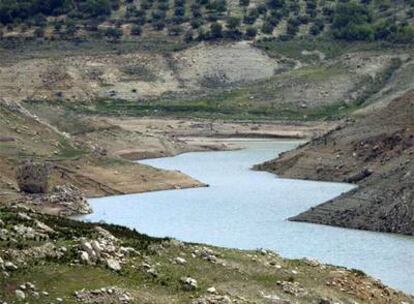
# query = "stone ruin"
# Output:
<box><xmin>16</xmin><ymin>160</ymin><xmax>51</xmax><ymax>194</ymax></box>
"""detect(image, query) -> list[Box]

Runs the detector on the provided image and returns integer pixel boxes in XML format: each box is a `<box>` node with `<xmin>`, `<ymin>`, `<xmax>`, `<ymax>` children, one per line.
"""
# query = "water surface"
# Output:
<box><xmin>81</xmin><ymin>140</ymin><xmax>414</xmax><ymax>294</ymax></box>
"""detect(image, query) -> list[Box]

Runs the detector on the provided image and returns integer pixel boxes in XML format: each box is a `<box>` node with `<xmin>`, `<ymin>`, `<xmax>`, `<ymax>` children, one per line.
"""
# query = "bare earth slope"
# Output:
<box><xmin>0</xmin><ymin>99</ymin><xmax>202</xmax><ymax>205</ymax></box>
<box><xmin>256</xmin><ymin>91</ymin><xmax>414</xmax><ymax>235</ymax></box>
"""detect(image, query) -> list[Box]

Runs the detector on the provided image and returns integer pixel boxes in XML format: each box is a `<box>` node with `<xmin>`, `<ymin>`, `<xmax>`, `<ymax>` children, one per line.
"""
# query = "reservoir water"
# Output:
<box><xmin>80</xmin><ymin>139</ymin><xmax>414</xmax><ymax>294</ymax></box>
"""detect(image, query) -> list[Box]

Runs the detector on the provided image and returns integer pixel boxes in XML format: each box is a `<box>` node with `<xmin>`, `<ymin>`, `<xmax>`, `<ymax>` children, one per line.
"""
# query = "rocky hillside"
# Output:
<box><xmin>0</xmin><ymin>205</ymin><xmax>413</xmax><ymax>303</ymax></box>
<box><xmin>256</xmin><ymin>91</ymin><xmax>414</xmax><ymax>235</ymax></box>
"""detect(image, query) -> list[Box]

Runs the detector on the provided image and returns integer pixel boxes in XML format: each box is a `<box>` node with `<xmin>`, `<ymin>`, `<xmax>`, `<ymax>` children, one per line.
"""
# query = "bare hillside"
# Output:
<box><xmin>256</xmin><ymin>91</ymin><xmax>414</xmax><ymax>235</ymax></box>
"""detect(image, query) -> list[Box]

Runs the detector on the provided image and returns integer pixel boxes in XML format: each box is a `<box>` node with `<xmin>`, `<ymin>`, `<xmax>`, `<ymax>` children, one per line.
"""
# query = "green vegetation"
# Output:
<box><xmin>1</xmin><ymin>0</ymin><xmax>414</xmax><ymax>44</ymax></box>
<box><xmin>1</xmin><ymin>206</ymin><xmax>410</xmax><ymax>304</ymax></box>
<box><xmin>66</xmin><ymin>91</ymin><xmax>359</xmax><ymax>121</ymax></box>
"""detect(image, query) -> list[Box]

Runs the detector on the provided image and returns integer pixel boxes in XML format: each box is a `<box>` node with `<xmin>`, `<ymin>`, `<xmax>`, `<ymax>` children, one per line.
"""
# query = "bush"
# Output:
<box><xmin>239</xmin><ymin>0</ymin><xmax>249</xmax><ymax>7</ymax></box>
<box><xmin>257</xmin><ymin>4</ymin><xmax>267</xmax><ymax>14</ymax></box>
<box><xmin>34</xmin><ymin>27</ymin><xmax>45</xmax><ymax>38</ymax></box>
<box><xmin>225</xmin><ymin>29</ymin><xmax>242</xmax><ymax>39</ymax></box>
<box><xmin>332</xmin><ymin>2</ymin><xmax>372</xmax><ymax>30</ymax></box>
<box><xmin>103</xmin><ymin>27</ymin><xmax>123</xmax><ymax>40</ymax></box>
<box><xmin>78</xmin><ymin>0</ymin><xmax>112</xmax><ymax>18</ymax></box>
<box><xmin>191</xmin><ymin>19</ymin><xmax>203</xmax><ymax>29</ymax></box>
<box><xmin>243</xmin><ymin>8</ymin><xmax>259</xmax><ymax>24</ymax></box>
<box><xmin>151</xmin><ymin>10</ymin><xmax>166</xmax><ymax>21</ymax></box>
<box><xmin>245</xmin><ymin>26</ymin><xmax>257</xmax><ymax>38</ymax></box>
<box><xmin>334</xmin><ymin>23</ymin><xmax>374</xmax><ymax>41</ymax></box>
<box><xmin>261</xmin><ymin>21</ymin><xmax>274</xmax><ymax>34</ymax></box>
<box><xmin>184</xmin><ymin>29</ymin><xmax>194</xmax><ymax>42</ymax></box>
<box><xmin>331</xmin><ymin>2</ymin><xmax>374</xmax><ymax>41</ymax></box>
<box><xmin>226</xmin><ymin>16</ymin><xmax>241</xmax><ymax>30</ymax></box>
<box><xmin>210</xmin><ymin>22</ymin><xmax>223</xmax><ymax>38</ymax></box>
<box><xmin>152</xmin><ymin>21</ymin><xmax>165</xmax><ymax>31</ymax></box>
<box><xmin>266</xmin><ymin>0</ymin><xmax>285</xmax><ymax>10</ymax></box>
<box><xmin>175</xmin><ymin>0</ymin><xmax>185</xmax><ymax>7</ymax></box>
<box><xmin>309</xmin><ymin>19</ymin><xmax>324</xmax><ymax>36</ymax></box>
<box><xmin>158</xmin><ymin>2</ymin><xmax>169</xmax><ymax>10</ymax></box>
<box><xmin>168</xmin><ymin>25</ymin><xmax>182</xmax><ymax>36</ymax></box>
<box><xmin>174</xmin><ymin>7</ymin><xmax>185</xmax><ymax>16</ymax></box>
<box><xmin>206</xmin><ymin>0</ymin><xmax>227</xmax><ymax>12</ymax></box>
<box><xmin>130</xmin><ymin>25</ymin><xmax>142</xmax><ymax>35</ymax></box>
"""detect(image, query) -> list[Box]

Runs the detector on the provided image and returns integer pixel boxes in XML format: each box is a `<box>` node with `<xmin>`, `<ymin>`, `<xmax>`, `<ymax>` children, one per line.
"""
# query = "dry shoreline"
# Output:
<box><xmin>0</xmin><ymin>111</ymin><xmax>335</xmax><ymax>216</ymax></box>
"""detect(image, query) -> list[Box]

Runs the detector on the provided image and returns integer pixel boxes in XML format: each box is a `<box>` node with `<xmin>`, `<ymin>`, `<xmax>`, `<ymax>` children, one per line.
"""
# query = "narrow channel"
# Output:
<box><xmin>79</xmin><ymin>139</ymin><xmax>414</xmax><ymax>294</ymax></box>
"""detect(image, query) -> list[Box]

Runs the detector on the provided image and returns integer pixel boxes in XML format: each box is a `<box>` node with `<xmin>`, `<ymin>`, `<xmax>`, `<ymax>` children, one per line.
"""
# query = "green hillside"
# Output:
<box><xmin>1</xmin><ymin>0</ymin><xmax>414</xmax><ymax>43</ymax></box>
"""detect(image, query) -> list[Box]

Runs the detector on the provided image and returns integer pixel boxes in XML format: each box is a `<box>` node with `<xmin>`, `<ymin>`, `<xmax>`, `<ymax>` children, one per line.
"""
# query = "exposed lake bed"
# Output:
<box><xmin>80</xmin><ymin>139</ymin><xmax>414</xmax><ymax>294</ymax></box>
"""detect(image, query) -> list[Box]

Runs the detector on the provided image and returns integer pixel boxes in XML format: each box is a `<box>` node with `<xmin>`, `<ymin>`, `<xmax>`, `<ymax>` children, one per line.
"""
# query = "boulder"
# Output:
<box><xmin>175</xmin><ymin>257</ymin><xmax>187</xmax><ymax>265</ymax></box>
<box><xmin>106</xmin><ymin>258</ymin><xmax>121</xmax><ymax>271</ymax></box>
<box><xmin>79</xmin><ymin>251</ymin><xmax>90</xmax><ymax>265</ymax></box>
<box><xmin>180</xmin><ymin>277</ymin><xmax>198</xmax><ymax>290</ymax></box>
<box><xmin>15</xmin><ymin>289</ymin><xmax>25</xmax><ymax>300</ymax></box>
<box><xmin>16</xmin><ymin>160</ymin><xmax>51</xmax><ymax>193</ymax></box>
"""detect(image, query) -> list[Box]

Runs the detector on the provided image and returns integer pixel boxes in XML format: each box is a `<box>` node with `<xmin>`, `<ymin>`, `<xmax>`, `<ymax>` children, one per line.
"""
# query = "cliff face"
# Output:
<box><xmin>256</xmin><ymin>91</ymin><xmax>414</xmax><ymax>235</ymax></box>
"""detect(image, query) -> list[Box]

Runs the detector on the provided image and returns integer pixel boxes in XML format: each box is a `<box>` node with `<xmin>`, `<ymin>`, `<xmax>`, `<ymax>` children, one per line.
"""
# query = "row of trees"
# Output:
<box><xmin>0</xmin><ymin>0</ymin><xmax>119</xmax><ymax>24</ymax></box>
<box><xmin>331</xmin><ymin>1</ymin><xmax>414</xmax><ymax>43</ymax></box>
<box><xmin>1</xmin><ymin>0</ymin><xmax>414</xmax><ymax>44</ymax></box>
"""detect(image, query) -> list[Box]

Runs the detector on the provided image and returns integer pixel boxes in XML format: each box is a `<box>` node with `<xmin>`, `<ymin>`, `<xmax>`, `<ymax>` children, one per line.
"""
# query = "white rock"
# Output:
<box><xmin>35</xmin><ymin>220</ymin><xmax>55</xmax><ymax>233</ymax></box>
<box><xmin>181</xmin><ymin>277</ymin><xmax>198</xmax><ymax>290</ymax></box>
<box><xmin>5</xmin><ymin>261</ymin><xmax>18</xmax><ymax>271</ymax></box>
<box><xmin>106</xmin><ymin>258</ymin><xmax>121</xmax><ymax>271</ymax></box>
<box><xmin>207</xmin><ymin>287</ymin><xmax>217</xmax><ymax>294</ymax></box>
<box><xmin>175</xmin><ymin>257</ymin><xmax>187</xmax><ymax>265</ymax></box>
<box><xmin>15</xmin><ymin>289</ymin><xmax>25</xmax><ymax>300</ymax></box>
<box><xmin>17</xmin><ymin>212</ymin><xmax>31</xmax><ymax>221</ymax></box>
<box><xmin>79</xmin><ymin>251</ymin><xmax>90</xmax><ymax>264</ymax></box>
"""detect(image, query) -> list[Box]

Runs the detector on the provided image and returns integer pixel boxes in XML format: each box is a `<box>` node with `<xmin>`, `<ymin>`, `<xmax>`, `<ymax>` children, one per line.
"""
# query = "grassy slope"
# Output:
<box><xmin>1</xmin><ymin>206</ymin><xmax>413</xmax><ymax>303</ymax></box>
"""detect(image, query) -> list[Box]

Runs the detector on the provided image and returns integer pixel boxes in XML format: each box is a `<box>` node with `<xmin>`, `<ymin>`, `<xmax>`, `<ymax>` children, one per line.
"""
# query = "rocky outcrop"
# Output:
<box><xmin>75</xmin><ymin>226</ymin><xmax>137</xmax><ymax>272</ymax></box>
<box><xmin>16</xmin><ymin>160</ymin><xmax>51</xmax><ymax>194</ymax></box>
<box><xmin>74</xmin><ymin>287</ymin><xmax>133</xmax><ymax>303</ymax></box>
<box><xmin>257</xmin><ymin>91</ymin><xmax>414</xmax><ymax>235</ymax></box>
<box><xmin>20</xmin><ymin>184</ymin><xmax>92</xmax><ymax>216</ymax></box>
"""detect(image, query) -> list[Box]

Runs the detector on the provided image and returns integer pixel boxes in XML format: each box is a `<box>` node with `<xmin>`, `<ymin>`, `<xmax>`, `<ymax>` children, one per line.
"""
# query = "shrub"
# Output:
<box><xmin>191</xmin><ymin>18</ymin><xmax>203</xmax><ymax>28</ymax></box>
<box><xmin>226</xmin><ymin>16</ymin><xmax>241</xmax><ymax>30</ymax></box>
<box><xmin>331</xmin><ymin>2</ymin><xmax>374</xmax><ymax>41</ymax></box>
<box><xmin>130</xmin><ymin>25</ymin><xmax>142</xmax><ymax>35</ymax></box>
<box><xmin>245</xmin><ymin>26</ymin><xmax>257</xmax><ymax>38</ymax></box>
<box><xmin>175</xmin><ymin>7</ymin><xmax>185</xmax><ymax>16</ymax></box>
<box><xmin>184</xmin><ymin>29</ymin><xmax>194</xmax><ymax>42</ymax></box>
<box><xmin>103</xmin><ymin>27</ymin><xmax>123</xmax><ymax>40</ymax></box>
<box><xmin>239</xmin><ymin>0</ymin><xmax>250</xmax><ymax>7</ymax></box>
<box><xmin>206</xmin><ymin>0</ymin><xmax>227</xmax><ymax>12</ymax></box>
<box><xmin>210</xmin><ymin>22</ymin><xmax>223</xmax><ymax>38</ymax></box>
<box><xmin>262</xmin><ymin>20</ymin><xmax>275</xmax><ymax>33</ymax></box>
<box><xmin>168</xmin><ymin>25</ymin><xmax>183</xmax><ymax>36</ymax></box>
<box><xmin>266</xmin><ymin>0</ymin><xmax>285</xmax><ymax>10</ymax></box>
<box><xmin>152</xmin><ymin>21</ymin><xmax>165</xmax><ymax>30</ymax></box>
<box><xmin>34</xmin><ymin>27</ymin><xmax>45</xmax><ymax>38</ymax></box>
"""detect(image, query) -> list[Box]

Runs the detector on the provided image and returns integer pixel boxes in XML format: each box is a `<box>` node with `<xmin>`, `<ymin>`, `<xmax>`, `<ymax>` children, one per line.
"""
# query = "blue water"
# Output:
<box><xmin>80</xmin><ymin>139</ymin><xmax>414</xmax><ymax>294</ymax></box>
